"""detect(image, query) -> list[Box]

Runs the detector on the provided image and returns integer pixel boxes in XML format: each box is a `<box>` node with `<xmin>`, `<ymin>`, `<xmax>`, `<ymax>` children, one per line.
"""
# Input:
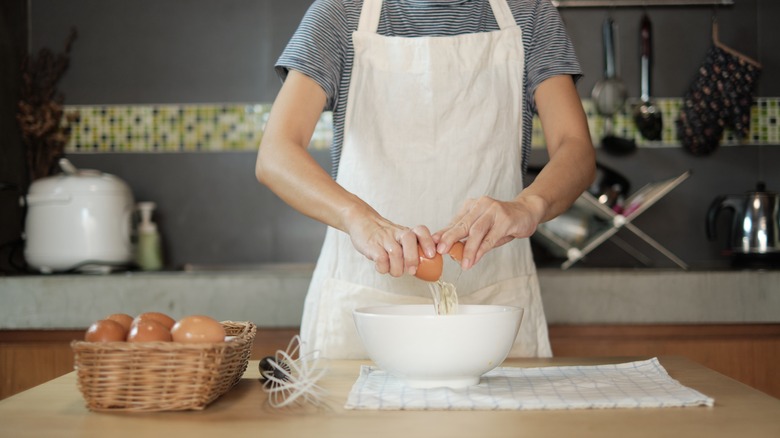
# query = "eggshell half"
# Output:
<box><xmin>414</xmin><ymin>245</ymin><xmax>443</xmax><ymax>282</ymax></box>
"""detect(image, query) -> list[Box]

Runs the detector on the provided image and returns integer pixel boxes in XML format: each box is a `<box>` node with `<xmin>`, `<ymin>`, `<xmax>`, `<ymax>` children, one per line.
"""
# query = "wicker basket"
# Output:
<box><xmin>71</xmin><ymin>320</ymin><xmax>256</xmax><ymax>412</ymax></box>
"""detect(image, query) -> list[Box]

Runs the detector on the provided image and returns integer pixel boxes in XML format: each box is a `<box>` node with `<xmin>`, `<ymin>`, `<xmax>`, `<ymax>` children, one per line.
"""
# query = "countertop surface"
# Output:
<box><xmin>2</xmin><ymin>266</ymin><xmax>779</xmax><ymax>329</ymax></box>
<box><xmin>0</xmin><ymin>356</ymin><xmax>778</xmax><ymax>438</ymax></box>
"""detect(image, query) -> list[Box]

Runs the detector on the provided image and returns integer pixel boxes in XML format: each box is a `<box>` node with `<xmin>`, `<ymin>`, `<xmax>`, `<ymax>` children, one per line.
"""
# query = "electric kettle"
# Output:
<box><xmin>706</xmin><ymin>182</ymin><xmax>780</xmax><ymax>267</ymax></box>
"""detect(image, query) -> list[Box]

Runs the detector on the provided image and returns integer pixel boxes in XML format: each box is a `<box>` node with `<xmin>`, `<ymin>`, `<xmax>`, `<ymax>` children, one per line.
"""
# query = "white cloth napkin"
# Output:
<box><xmin>344</xmin><ymin>358</ymin><xmax>714</xmax><ymax>410</ymax></box>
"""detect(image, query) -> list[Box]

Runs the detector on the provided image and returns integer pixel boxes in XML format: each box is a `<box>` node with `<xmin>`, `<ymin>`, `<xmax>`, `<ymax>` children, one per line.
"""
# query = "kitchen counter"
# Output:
<box><xmin>1</xmin><ymin>266</ymin><xmax>779</xmax><ymax>329</ymax></box>
<box><xmin>1</xmin><ymin>356</ymin><xmax>778</xmax><ymax>437</ymax></box>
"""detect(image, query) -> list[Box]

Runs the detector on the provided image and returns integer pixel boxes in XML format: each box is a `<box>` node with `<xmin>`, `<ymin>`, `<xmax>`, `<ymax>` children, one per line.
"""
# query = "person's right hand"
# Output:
<box><xmin>344</xmin><ymin>206</ymin><xmax>436</xmax><ymax>278</ymax></box>
<box><xmin>256</xmin><ymin>71</ymin><xmax>432</xmax><ymax>278</ymax></box>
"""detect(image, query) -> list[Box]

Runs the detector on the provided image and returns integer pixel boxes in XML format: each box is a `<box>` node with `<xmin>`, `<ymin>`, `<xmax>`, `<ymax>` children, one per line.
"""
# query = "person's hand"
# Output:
<box><xmin>433</xmin><ymin>195</ymin><xmax>547</xmax><ymax>270</ymax></box>
<box><xmin>345</xmin><ymin>207</ymin><xmax>436</xmax><ymax>278</ymax></box>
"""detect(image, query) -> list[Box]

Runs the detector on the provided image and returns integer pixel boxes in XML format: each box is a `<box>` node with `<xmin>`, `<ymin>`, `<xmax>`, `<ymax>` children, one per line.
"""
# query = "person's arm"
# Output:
<box><xmin>255</xmin><ymin>70</ymin><xmax>435</xmax><ymax>277</ymax></box>
<box><xmin>520</xmin><ymin>74</ymin><xmax>596</xmax><ymax>220</ymax></box>
<box><xmin>434</xmin><ymin>75</ymin><xmax>595</xmax><ymax>269</ymax></box>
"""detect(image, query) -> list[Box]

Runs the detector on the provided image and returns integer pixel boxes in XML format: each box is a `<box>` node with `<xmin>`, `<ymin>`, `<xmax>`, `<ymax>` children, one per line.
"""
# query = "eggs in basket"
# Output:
<box><xmin>72</xmin><ymin>311</ymin><xmax>256</xmax><ymax>412</ymax></box>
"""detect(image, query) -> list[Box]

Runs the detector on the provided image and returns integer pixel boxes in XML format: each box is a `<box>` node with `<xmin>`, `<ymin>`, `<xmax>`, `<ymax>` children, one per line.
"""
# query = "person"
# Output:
<box><xmin>256</xmin><ymin>0</ymin><xmax>595</xmax><ymax>359</ymax></box>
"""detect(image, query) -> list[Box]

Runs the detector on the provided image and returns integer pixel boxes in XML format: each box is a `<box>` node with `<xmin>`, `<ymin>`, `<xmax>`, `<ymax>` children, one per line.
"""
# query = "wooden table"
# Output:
<box><xmin>1</xmin><ymin>356</ymin><xmax>778</xmax><ymax>438</ymax></box>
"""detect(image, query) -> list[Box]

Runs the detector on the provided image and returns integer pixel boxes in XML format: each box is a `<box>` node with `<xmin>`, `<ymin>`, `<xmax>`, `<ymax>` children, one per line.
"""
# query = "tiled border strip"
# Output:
<box><xmin>63</xmin><ymin>97</ymin><xmax>778</xmax><ymax>153</ymax></box>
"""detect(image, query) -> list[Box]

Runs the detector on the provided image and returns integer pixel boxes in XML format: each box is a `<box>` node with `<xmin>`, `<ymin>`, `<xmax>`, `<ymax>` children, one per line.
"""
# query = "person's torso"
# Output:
<box><xmin>318</xmin><ymin>0</ymin><xmax>539</xmax><ymax>177</ymax></box>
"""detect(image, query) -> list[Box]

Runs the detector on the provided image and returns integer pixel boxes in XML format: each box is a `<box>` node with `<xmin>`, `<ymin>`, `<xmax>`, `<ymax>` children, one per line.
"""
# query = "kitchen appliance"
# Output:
<box><xmin>707</xmin><ymin>182</ymin><xmax>780</xmax><ymax>267</ymax></box>
<box><xmin>22</xmin><ymin>158</ymin><xmax>136</xmax><ymax>273</ymax></box>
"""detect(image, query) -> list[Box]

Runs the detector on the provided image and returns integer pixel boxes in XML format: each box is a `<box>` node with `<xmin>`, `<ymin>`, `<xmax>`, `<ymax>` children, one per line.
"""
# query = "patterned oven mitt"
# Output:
<box><xmin>676</xmin><ymin>45</ymin><xmax>761</xmax><ymax>156</ymax></box>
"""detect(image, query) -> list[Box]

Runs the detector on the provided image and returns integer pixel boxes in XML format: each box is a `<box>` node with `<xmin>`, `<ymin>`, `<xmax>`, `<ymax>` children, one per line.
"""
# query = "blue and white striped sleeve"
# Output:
<box><xmin>275</xmin><ymin>0</ymin><xmax>350</xmax><ymax>110</ymax></box>
<box><xmin>525</xmin><ymin>0</ymin><xmax>582</xmax><ymax>112</ymax></box>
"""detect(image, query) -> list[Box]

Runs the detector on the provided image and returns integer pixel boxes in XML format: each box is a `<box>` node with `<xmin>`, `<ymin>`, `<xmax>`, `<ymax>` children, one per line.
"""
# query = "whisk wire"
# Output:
<box><xmin>260</xmin><ymin>335</ymin><xmax>328</xmax><ymax>408</ymax></box>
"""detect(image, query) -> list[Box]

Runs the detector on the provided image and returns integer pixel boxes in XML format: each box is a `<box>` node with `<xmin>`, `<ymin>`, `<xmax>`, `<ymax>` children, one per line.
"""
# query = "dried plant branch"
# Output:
<box><xmin>16</xmin><ymin>28</ymin><xmax>78</xmax><ymax>181</ymax></box>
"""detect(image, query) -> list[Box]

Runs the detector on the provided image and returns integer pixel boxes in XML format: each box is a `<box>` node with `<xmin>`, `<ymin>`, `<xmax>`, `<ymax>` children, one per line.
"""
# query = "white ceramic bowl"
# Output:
<box><xmin>353</xmin><ymin>304</ymin><xmax>523</xmax><ymax>389</ymax></box>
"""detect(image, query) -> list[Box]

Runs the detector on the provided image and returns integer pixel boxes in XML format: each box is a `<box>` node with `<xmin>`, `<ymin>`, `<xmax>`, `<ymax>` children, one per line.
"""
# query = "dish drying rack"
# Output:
<box><xmin>535</xmin><ymin>170</ymin><xmax>691</xmax><ymax>270</ymax></box>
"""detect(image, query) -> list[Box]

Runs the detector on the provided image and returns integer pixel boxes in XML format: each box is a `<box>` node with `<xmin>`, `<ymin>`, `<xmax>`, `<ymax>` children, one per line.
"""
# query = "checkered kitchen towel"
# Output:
<box><xmin>345</xmin><ymin>358</ymin><xmax>714</xmax><ymax>410</ymax></box>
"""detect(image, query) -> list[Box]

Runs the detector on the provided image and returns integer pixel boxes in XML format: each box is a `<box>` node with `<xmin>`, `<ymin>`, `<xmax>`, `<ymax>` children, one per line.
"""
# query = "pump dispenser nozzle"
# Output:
<box><xmin>138</xmin><ymin>202</ymin><xmax>157</xmax><ymax>232</ymax></box>
<box><xmin>136</xmin><ymin>202</ymin><xmax>162</xmax><ymax>271</ymax></box>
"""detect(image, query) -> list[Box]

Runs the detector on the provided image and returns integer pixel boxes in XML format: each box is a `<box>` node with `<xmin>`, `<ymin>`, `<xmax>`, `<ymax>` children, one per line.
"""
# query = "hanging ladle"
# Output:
<box><xmin>592</xmin><ymin>17</ymin><xmax>626</xmax><ymax>117</ymax></box>
<box><xmin>591</xmin><ymin>17</ymin><xmax>635</xmax><ymax>156</ymax></box>
<box><xmin>633</xmin><ymin>13</ymin><xmax>663</xmax><ymax>141</ymax></box>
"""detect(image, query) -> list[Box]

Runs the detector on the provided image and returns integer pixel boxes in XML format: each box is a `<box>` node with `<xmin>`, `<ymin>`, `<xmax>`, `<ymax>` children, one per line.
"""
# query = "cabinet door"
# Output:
<box><xmin>0</xmin><ymin>328</ymin><xmax>301</xmax><ymax>400</ymax></box>
<box><xmin>549</xmin><ymin>323</ymin><xmax>780</xmax><ymax>399</ymax></box>
<box><xmin>0</xmin><ymin>330</ymin><xmax>80</xmax><ymax>400</ymax></box>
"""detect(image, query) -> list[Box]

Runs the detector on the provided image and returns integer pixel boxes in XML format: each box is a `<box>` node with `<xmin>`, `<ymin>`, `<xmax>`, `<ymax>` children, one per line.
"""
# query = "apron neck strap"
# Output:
<box><xmin>488</xmin><ymin>0</ymin><xmax>516</xmax><ymax>30</ymax></box>
<box><xmin>358</xmin><ymin>0</ymin><xmax>382</xmax><ymax>33</ymax></box>
<box><xmin>358</xmin><ymin>0</ymin><xmax>517</xmax><ymax>33</ymax></box>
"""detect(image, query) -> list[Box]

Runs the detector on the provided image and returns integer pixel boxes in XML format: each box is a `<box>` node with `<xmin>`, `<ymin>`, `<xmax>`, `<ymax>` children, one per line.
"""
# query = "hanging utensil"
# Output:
<box><xmin>592</xmin><ymin>17</ymin><xmax>627</xmax><ymax>117</ymax></box>
<box><xmin>592</xmin><ymin>17</ymin><xmax>635</xmax><ymax>156</ymax></box>
<box><xmin>633</xmin><ymin>13</ymin><xmax>663</xmax><ymax>141</ymax></box>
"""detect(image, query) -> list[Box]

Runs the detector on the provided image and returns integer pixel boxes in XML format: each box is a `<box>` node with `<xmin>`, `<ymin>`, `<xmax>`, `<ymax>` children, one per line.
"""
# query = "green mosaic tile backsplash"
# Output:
<box><xmin>63</xmin><ymin>97</ymin><xmax>779</xmax><ymax>153</ymax></box>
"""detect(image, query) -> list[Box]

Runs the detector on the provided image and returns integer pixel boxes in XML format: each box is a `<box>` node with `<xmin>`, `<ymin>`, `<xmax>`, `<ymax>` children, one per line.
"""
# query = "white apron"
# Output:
<box><xmin>300</xmin><ymin>0</ymin><xmax>552</xmax><ymax>359</ymax></box>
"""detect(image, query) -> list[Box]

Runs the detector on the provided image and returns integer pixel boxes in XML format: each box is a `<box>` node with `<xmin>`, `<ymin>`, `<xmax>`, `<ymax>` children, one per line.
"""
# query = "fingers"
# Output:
<box><xmin>369</xmin><ymin>240</ymin><xmax>394</xmax><ymax>277</ymax></box>
<box><xmin>365</xmin><ymin>195</ymin><xmax>541</xmax><ymax>276</ymax></box>
<box><xmin>411</xmin><ymin>225</ymin><xmax>436</xmax><ymax>258</ymax></box>
<box><xmin>378</xmin><ymin>231</ymin><xmax>408</xmax><ymax>278</ymax></box>
<box><xmin>365</xmin><ymin>224</ymin><xmax>435</xmax><ymax>278</ymax></box>
<box><xmin>462</xmin><ymin>219</ymin><xmax>505</xmax><ymax>269</ymax></box>
<box><xmin>401</xmin><ymin>225</ymin><xmax>436</xmax><ymax>276</ymax></box>
<box><xmin>398</xmin><ymin>229</ymin><xmax>418</xmax><ymax>277</ymax></box>
<box><xmin>435</xmin><ymin>198</ymin><xmax>481</xmax><ymax>268</ymax></box>
<box><xmin>434</xmin><ymin>196</ymin><xmax>528</xmax><ymax>270</ymax></box>
<box><xmin>433</xmin><ymin>199</ymin><xmax>475</xmax><ymax>251</ymax></box>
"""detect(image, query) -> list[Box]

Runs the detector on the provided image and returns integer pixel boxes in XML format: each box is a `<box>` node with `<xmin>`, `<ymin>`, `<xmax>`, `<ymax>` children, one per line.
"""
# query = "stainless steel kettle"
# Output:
<box><xmin>706</xmin><ymin>182</ymin><xmax>780</xmax><ymax>266</ymax></box>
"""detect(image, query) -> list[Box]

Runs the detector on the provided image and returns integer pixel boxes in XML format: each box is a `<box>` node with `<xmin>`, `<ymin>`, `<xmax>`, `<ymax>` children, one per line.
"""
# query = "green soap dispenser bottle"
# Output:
<box><xmin>136</xmin><ymin>202</ymin><xmax>163</xmax><ymax>271</ymax></box>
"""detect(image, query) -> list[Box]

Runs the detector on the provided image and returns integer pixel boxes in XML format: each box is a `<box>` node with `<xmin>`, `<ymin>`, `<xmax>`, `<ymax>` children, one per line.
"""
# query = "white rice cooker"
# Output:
<box><xmin>22</xmin><ymin>158</ymin><xmax>136</xmax><ymax>274</ymax></box>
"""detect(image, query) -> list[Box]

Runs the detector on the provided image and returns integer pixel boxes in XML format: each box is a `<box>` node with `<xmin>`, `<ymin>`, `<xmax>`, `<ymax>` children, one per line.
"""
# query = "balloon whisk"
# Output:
<box><xmin>259</xmin><ymin>335</ymin><xmax>328</xmax><ymax>408</ymax></box>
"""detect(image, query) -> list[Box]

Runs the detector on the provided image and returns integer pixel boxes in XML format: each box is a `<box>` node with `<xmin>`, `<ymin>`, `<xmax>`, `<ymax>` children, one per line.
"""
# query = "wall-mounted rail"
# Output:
<box><xmin>552</xmin><ymin>0</ymin><xmax>734</xmax><ymax>7</ymax></box>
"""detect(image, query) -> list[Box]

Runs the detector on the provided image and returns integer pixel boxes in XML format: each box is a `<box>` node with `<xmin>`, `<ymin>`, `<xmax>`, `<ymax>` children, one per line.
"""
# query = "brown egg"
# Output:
<box><xmin>133</xmin><ymin>312</ymin><xmax>176</xmax><ymax>330</ymax></box>
<box><xmin>448</xmin><ymin>241</ymin><xmax>465</xmax><ymax>262</ymax></box>
<box><xmin>171</xmin><ymin>315</ymin><xmax>226</xmax><ymax>343</ymax></box>
<box><xmin>414</xmin><ymin>245</ymin><xmax>443</xmax><ymax>282</ymax></box>
<box><xmin>127</xmin><ymin>319</ymin><xmax>172</xmax><ymax>342</ymax></box>
<box><xmin>105</xmin><ymin>313</ymin><xmax>134</xmax><ymax>332</ymax></box>
<box><xmin>84</xmin><ymin>319</ymin><xmax>127</xmax><ymax>342</ymax></box>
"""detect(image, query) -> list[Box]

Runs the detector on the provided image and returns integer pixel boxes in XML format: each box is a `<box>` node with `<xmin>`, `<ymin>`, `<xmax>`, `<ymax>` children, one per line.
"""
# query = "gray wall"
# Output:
<box><xmin>4</xmin><ymin>0</ymin><xmax>780</xmax><ymax>272</ymax></box>
<box><xmin>28</xmin><ymin>0</ymin><xmax>780</xmax><ymax>102</ymax></box>
<box><xmin>560</xmin><ymin>0</ymin><xmax>779</xmax><ymax>98</ymax></box>
<box><xmin>28</xmin><ymin>0</ymin><xmax>313</xmax><ymax>104</ymax></box>
<box><xmin>68</xmin><ymin>151</ymin><xmax>331</xmax><ymax>269</ymax></box>
<box><xmin>67</xmin><ymin>145</ymin><xmax>780</xmax><ymax>271</ymax></box>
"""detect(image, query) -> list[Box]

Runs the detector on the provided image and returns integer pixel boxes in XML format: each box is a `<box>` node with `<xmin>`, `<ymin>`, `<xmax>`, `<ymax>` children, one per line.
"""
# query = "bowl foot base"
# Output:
<box><xmin>403</xmin><ymin>377</ymin><xmax>480</xmax><ymax>389</ymax></box>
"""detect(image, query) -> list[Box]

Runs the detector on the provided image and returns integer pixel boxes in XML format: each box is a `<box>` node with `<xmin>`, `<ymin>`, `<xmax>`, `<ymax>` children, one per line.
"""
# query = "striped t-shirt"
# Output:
<box><xmin>276</xmin><ymin>0</ymin><xmax>581</xmax><ymax>177</ymax></box>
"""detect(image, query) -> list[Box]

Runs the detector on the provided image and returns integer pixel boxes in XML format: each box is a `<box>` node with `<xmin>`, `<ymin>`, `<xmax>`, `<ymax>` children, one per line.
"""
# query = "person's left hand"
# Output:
<box><xmin>433</xmin><ymin>195</ymin><xmax>546</xmax><ymax>270</ymax></box>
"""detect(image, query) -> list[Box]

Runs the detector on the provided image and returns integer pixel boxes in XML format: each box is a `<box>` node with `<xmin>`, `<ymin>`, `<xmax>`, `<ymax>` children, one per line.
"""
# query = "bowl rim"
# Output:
<box><xmin>353</xmin><ymin>304</ymin><xmax>523</xmax><ymax>318</ymax></box>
